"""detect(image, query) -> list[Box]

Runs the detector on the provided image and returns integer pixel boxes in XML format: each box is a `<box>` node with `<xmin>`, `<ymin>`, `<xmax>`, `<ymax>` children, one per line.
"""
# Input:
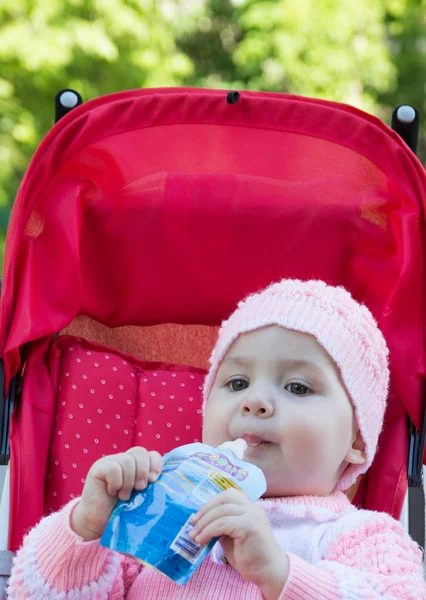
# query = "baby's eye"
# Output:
<box><xmin>227</xmin><ymin>378</ymin><xmax>249</xmax><ymax>392</ymax></box>
<box><xmin>285</xmin><ymin>382</ymin><xmax>310</xmax><ymax>396</ymax></box>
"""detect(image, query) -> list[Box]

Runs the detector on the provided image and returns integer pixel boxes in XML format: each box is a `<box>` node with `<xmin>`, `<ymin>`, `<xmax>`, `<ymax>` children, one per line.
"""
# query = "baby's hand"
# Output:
<box><xmin>190</xmin><ymin>489</ymin><xmax>289</xmax><ymax>600</ymax></box>
<box><xmin>71</xmin><ymin>447</ymin><xmax>163</xmax><ymax>541</ymax></box>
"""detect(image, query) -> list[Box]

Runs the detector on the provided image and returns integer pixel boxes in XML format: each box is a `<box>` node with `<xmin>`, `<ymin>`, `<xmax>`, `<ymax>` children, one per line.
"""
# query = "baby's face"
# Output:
<box><xmin>203</xmin><ymin>325</ymin><xmax>361</xmax><ymax>497</ymax></box>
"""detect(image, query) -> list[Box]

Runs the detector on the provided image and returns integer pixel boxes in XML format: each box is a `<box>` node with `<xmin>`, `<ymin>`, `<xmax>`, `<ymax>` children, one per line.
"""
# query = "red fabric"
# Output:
<box><xmin>2</xmin><ymin>88</ymin><xmax>426</xmax><ymax>532</ymax></box>
<box><xmin>9</xmin><ymin>335</ymin><xmax>205</xmax><ymax>552</ymax></box>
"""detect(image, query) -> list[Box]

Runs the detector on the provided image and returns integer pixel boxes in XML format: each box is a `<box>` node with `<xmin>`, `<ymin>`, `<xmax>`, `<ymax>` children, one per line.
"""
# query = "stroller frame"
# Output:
<box><xmin>0</xmin><ymin>87</ymin><xmax>425</xmax><ymax>597</ymax></box>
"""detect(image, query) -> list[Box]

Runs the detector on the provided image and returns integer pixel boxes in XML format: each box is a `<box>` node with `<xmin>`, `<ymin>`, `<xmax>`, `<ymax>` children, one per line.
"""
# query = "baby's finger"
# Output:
<box><xmin>147</xmin><ymin>451</ymin><xmax>163</xmax><ymax>482</ymax></box>
<box><xmin>189</xmin><ymin>504</ymin><xmax>245</xmax><ymax>542</ymax></box>
<box><xmin>118</xmin><ymin>453</ymin><xmax>137</xmax><ymax>500</ymax></box>
<box><xmin>98</xmin><ymin>460</ymin><xmax>123</xmax><ymax>497</ymax></box>
<box><xmin>192</xmin><ymin>514</ymin><xmax>246</xmax><ymax>545</ymax></box>
<box><xmin>126</xmin><ymin>447</ymin><xmax>150</xmax><ymax>490</ymax></box>
<box><xmin>192</xmin><ymin>488</ymin><xmax>248</xmax><ymax>523</ymax></box>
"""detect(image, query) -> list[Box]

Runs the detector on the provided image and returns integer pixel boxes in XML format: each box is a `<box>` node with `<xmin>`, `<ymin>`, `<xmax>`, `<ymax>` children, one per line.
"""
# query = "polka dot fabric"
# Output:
<box><xmin>45</xmin><ymin>337</ymin><xmax>206</xmax><ymax>514</ymax></box>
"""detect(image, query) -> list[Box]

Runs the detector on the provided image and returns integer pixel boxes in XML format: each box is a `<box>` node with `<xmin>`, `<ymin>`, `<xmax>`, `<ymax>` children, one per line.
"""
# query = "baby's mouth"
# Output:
<box><xmin>241</xmin><ymin>434</ymin><xmax>268</xmax><ymax>448</ymax></box>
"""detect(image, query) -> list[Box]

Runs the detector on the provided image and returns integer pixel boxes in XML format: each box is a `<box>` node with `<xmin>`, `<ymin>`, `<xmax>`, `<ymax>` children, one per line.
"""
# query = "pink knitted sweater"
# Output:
<box><xmin>7</xmin><ymin>491</ymin><xmax>425</xmax><ymax>599</ymax></box>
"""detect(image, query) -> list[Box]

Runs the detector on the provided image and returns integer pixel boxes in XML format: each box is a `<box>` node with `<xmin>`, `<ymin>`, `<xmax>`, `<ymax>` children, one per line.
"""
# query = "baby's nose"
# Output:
<box><xmin>241</xmin><ymin>395</ymin><xmax>274</xmax><ymax>418</ymax></box>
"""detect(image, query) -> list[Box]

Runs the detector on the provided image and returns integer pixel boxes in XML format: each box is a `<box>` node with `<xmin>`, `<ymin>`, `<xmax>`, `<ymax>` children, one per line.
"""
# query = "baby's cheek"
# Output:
<box><xmin>202</xmin><ymin>406</ymin><xmax>229</xmax><ymax>446</ymax></box>
<box><xmin>284</xmin><ymin>422</ymin><xmax>328</xmax><ymax>465</ymax></box>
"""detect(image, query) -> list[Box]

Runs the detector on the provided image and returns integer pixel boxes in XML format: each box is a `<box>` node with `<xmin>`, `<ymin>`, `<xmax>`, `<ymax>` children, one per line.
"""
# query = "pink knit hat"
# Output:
<box><xmin>203</xmin><ymin>279</ymin><xmax>389</xmax><ymax>491</ymax></box>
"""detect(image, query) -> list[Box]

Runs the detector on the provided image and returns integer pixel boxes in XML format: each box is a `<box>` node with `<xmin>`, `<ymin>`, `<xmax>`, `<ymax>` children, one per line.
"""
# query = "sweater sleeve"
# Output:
<box><xmin>279</xmin><ymin>512</ymin><xmax>426</xmax><ymax>600</ymax></box>
<box><xmin>6</xmin><ymin>498</ymin><xmax>142</xmax><ymax>599</ymax></box>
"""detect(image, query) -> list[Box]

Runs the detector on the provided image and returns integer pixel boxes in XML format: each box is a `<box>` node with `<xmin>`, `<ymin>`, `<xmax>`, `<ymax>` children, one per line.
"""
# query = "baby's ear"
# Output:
<box><xmin>345</xmin><ymin>429</ymin><xmax>367</xmax><ymax>465</ymax></box>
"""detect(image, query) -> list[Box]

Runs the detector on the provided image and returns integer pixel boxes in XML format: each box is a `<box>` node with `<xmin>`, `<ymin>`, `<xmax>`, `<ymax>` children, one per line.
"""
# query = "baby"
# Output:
<box><xmin>8</xmin><ymin>279</ymin><xmax>426</xmax><ymax>599</ymax></box>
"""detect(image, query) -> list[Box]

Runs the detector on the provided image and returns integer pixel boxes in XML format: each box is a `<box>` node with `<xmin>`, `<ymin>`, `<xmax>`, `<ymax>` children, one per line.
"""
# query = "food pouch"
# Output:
<box><xmin>100</xmin><ymin>439</ymin><xmax>266</xmax><ymax>585</ymax></box>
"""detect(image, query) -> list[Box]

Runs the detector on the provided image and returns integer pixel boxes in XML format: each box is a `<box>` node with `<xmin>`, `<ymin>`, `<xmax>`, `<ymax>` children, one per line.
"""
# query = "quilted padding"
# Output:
<box><xmin>45</xmin><ymin>337</ymin><xmax>206</xmax><ymax>513</ymax></box>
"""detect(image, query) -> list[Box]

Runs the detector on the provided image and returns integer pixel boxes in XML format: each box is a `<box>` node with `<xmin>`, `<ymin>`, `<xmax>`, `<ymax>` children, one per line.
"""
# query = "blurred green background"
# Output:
<box><xmin>1</xmin><ymin>0</ymin><xmax>425</xmax><ymax>268</ymax></box>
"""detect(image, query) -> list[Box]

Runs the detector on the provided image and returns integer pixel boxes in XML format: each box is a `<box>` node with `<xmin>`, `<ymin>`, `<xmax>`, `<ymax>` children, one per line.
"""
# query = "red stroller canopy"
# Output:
<box><xmin>1</xmin><ymin>88</ymin><xmax>426</xmax><ymax>518</ymax></box>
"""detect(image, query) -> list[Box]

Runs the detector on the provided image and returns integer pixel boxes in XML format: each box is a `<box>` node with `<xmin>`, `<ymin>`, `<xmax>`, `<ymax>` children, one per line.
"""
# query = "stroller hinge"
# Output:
<box><xmin>408</xmin><ymin>410</ymin><xmax>426</xmax><ymax>487</ymax></box>
<box><xmin>0</xmin><ymin>354</ymin><xmax>25</xmax><ymax>466</ymax></box>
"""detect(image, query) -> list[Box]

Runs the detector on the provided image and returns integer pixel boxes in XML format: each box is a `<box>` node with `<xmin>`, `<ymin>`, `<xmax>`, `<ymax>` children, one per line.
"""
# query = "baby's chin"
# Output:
<box><xmin>262</xmin><ymin>476</ymin><xmax>337</xmax><ymax>497</ymax></box>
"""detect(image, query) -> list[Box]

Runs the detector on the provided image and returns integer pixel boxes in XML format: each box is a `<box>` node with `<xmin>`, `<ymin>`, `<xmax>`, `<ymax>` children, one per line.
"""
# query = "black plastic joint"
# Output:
<box><xmin>408</xmin><ymin>410</ymin><xmax>426</xmax><ymax>487</ymax></box>
<box><xmin>226</xmin><ymin>91</ymin><xmax>240</xmax><ymax>105</ymax></box>
<box><xmin>391</xmin><ymin>105</ymin><xmax>420</xmax><ymax>155</ymax></box>
<box><xmin>55</xmin><ymin>89</ymin><xmax>83</xmax><ymax>123</ymax></box>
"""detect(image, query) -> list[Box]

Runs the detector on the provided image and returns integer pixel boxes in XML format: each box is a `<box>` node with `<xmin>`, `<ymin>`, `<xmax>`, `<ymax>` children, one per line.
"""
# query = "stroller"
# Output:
<box><xmin>0</xmin><ymin>87</ymin><xmax>425</xmax><ymax>595</ymax></box>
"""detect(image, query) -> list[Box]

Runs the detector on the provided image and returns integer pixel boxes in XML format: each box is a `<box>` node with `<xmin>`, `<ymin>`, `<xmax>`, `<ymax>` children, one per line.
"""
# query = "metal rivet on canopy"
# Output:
<box><xmin>59</xmin><ymin>90</ymin><xmax>80</xmax><ymax>108</ymax></box>
<box><xmin>396</xmin><ymin>105</ymin><xmax>416</xmax><ymax>124</ymax></box>
<box><xmin>226</xmin><ymin>91</ymin><xmax>240</xmax><ymax>104</ymax></box>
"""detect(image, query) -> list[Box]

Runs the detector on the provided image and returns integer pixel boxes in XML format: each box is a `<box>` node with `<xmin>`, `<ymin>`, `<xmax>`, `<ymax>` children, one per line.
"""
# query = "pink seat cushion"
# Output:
<box><xmin>45</xmin><ymin>336</ymin><xmax>206</xmax><ymax>513</ymax></box>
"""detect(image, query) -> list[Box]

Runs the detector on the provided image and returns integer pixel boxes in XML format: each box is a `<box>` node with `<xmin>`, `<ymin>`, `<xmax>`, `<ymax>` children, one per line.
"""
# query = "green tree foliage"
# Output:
<box><xmin>0</xmin><ymin>0</ymin><xmax>425</xmax><ymax>265</ymax></box>
<box><xmin>0</xmin><ymin>0</ymin><xmax>199</xmax><ymax>259</ymax></box>
<box><xmin>178</xmin><ymin>0</ymin><xmax>425</xmax><ymax>122</ymax></box>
